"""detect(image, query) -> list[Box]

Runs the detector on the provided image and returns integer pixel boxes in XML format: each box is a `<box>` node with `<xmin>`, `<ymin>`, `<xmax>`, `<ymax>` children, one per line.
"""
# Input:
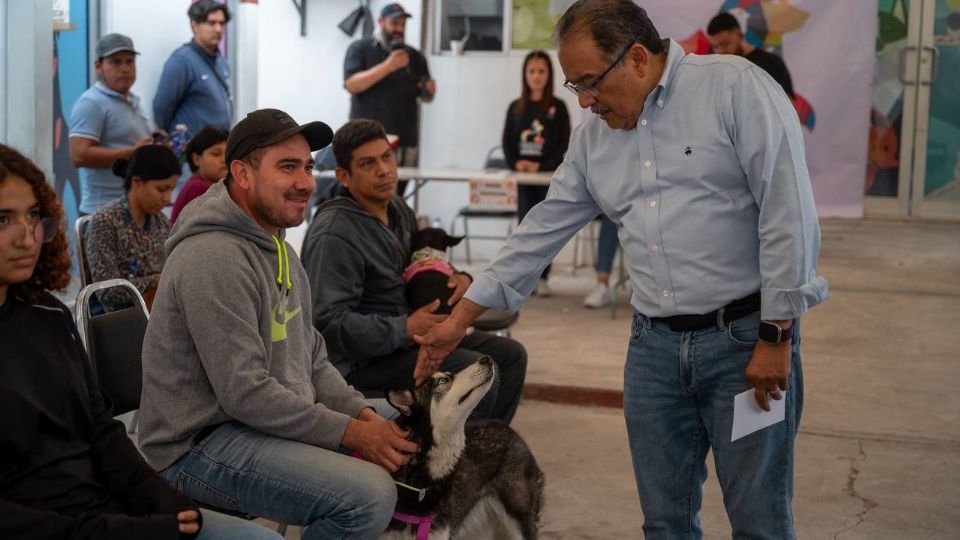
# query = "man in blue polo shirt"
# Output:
<box><xmin>69</xmin><ymin>33</ymin><xmax>154</xmax><ymax>215</ymax></box>
<box><xmin>153</xmin><ymin>0</ymin><xmax>233</xmax><ymax>139</ymax></box>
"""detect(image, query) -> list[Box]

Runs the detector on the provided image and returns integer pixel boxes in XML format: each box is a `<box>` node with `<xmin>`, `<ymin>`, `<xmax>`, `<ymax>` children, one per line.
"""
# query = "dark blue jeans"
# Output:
<box><xmin>517</xmin><ymin>185</ymin><xmax>551</xmax><ymax>279</ymax></box>
<box><xmin>597</xmin><ymin>215</ymin><xmax>619</xmax><ymax>274</ymax></box>
<box><xmin>623</xmin><ymin>310</ymin><xmax>803</xmax><ymax>539</ymax></box>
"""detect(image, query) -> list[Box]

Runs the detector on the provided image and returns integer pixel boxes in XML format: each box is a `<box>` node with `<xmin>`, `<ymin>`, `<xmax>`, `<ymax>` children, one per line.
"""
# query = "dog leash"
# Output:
<box><xmin>351</xmin><ymin>451</ymin><xmax>435</xmax><ymax>538</ymax></box>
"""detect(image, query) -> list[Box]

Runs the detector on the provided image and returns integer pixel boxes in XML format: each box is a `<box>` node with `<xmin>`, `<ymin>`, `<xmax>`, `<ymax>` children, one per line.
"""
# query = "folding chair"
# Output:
<box><xmin>451</xmin><ymin>147</ymin><xmax>517</xmax><ymax>264</ymax></box>
<box><xmin>75</xmin><ymin>279</ymin><xmax>293</xmax><ymax>536</ymax></box>
<box><xmin>75</xmin><ymin>215</ymin><xmax>93</xmax><ymax>287</ymax></box>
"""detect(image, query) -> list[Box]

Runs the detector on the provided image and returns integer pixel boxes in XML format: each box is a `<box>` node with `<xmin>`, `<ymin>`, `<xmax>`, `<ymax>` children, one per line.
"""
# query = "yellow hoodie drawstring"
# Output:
<box><xmin>271</xmin><ymin>236</ymin><xmax>293</xmax><ymax>291</ymax></box>
<box><xmin>281</xmin><ymin>241</ymin><xmax>292</xmax><ymax>289</ymax></box>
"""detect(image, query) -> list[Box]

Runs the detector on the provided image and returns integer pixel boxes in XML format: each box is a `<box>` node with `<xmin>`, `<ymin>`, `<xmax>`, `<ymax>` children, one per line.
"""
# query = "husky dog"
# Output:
<box><xmin>382</xmin><ymin>357</ymin><xmax>544</xmax><ymax>539</ymax></box>
<box><xmin>403</xmin><ymin>228</ymin><xmax>464</xmax><ymax>315</ymax></box>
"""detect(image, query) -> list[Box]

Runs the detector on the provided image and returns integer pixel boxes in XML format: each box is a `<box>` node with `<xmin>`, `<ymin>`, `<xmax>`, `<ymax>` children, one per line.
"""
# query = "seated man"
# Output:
<box><xmin>301</xmin><ymin>119</ymin><xmax>527</xmax><ymax>423</ymax></box>
<box><xmin>137</xmin><ymin>109</ymin><xmax>417</xmax><ymax>540</ymax></box>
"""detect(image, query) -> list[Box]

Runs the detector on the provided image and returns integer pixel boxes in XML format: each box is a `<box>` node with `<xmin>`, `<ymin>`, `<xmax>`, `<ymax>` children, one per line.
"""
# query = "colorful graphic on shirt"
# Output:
<box><xmin>520</xmin><ymin>118</ymin><xmax>546</xmax><ymax>157</ymax></box>
<box><xmin>680</xmin><ymin>0</ymin><xmax>815</xmax><ymax>130</ymax></box>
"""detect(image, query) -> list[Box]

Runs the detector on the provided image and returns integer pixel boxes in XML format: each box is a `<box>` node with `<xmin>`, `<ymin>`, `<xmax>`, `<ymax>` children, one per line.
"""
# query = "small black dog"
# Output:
<box><xmin>404</xmin><ymin>228</ymin><xmax>464</xmax><ymax>315</ymax></box>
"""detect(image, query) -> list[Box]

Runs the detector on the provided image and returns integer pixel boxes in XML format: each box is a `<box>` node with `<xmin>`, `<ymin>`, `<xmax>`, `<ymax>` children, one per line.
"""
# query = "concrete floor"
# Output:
<box><xmin>267</xmin><ymin>217</ymin><xmax>960</xmax><ymax>538</ymax></box>
<box><xmin>499</xmin><ymin>218</ymin><xmax>960</xmax><ymax>539</ymax></box>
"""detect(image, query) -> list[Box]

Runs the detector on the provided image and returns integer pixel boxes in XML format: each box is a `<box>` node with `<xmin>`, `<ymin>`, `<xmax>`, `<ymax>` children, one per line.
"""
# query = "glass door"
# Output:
<box><xmin>866</xmin><ymin>0</ymin><xmax>921</xmax><ymax>215</ymax></box>
<box><xmin>867</xmin><ymin>0</ymin><xmax>960</xmax><ymax>219</ymax></box>
<box><xmin>910</xmin><ymin>0</ymin><xmax>960</xmax><ymax>219</ymax></box>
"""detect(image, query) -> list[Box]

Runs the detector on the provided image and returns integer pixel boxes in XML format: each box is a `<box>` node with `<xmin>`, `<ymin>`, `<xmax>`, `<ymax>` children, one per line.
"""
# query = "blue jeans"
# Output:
<box><xmin>199</xmin><ymin>509</ymin><xmax>283</xmax><ymax>539</ymax></box>
<box><xmin>162</xmin><ymin>423</ymin><xmax>396</xmax><ymax>540</ymax></box>
<box><xmin>597</xmin><ymin>215</ymin><xmax>619</xmax><ymax>274</ymax></box>
<box><xmin>517</xmin><ymin>185</ymin><xmax>551</xmax><ymax>279</ymax></box>
<box><xmin>623</xmin><ymin>310</ymin><xmax>803</xmax><ymax>539</ymax></box>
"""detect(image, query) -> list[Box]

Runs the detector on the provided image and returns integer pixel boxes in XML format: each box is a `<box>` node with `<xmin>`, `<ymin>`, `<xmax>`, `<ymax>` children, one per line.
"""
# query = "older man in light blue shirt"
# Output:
<box><xmin>416</xmin><ymin>1</ymin><xmax>827</xmax><ymax>538</ymax></box>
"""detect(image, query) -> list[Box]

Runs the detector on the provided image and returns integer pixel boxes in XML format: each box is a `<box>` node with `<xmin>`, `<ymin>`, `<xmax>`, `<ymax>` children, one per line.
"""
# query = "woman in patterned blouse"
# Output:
<box><xmin>85</xmin><ymin>145</ymin><xmax>180</xmax><ymax>311</ymax></box>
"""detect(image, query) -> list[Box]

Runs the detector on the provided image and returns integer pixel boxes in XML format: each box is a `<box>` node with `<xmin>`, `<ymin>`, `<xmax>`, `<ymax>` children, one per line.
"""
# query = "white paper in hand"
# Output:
<box><xmin>731</xmin><ymin>389</ymin><xmax>786</xmax><ymax>442</ymax></box>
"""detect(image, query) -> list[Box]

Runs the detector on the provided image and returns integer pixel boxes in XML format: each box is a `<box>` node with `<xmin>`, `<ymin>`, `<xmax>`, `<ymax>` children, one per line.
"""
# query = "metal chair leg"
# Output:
<box><xmin>463</xmin><ymin>216</ymin><xmax>472</xmax><ymax>265</ymax></box>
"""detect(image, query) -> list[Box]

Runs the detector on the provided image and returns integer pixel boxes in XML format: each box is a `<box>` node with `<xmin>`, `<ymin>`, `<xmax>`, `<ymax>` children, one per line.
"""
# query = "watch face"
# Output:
<box><xmin>759</xmin><ymin>322</ymin><xmax>782</xmax><ymax>344</ymax></box>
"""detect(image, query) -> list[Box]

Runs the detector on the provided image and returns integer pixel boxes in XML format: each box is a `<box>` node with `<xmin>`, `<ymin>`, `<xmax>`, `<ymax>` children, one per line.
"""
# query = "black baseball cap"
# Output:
<box><xmin>381</xmin><ymin>3</ymin><xmax>412</xmax><ymax>18</ymax></box>
<box><xmin>225</xmin><ymin>109</ymin><xmax>333</xmax><ymax>172</ymax></box>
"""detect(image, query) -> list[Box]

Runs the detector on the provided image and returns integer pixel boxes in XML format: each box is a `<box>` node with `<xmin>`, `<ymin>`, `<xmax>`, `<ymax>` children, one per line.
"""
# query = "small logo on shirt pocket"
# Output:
<box><xmin>684</xmin><ymin>146</ymin><xmax>693</xmax><ymax>156</ymax></box>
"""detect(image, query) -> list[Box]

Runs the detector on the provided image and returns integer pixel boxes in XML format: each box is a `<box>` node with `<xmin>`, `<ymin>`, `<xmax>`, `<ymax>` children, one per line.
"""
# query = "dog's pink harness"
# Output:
<box><xmin>391</xmin><ymin>511</ymin><xmax>434</xmax><ymax>540</ymax></box>
<box><xmin>402</xmin><ymin>247</ymin><xmax>454</xmax><ymax>282</ymax></box>
<box><xmin>351</xmin><ymin>452</ymin><xmax>435</xmax><ymax>539</ymax></box>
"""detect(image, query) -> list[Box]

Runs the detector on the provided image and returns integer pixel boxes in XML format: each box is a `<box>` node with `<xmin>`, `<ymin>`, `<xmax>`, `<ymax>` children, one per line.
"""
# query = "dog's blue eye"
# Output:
<box><xmin>437</xmin><ymin>377</ymin><xmax>449</xmax><ymax>385</ymax></box>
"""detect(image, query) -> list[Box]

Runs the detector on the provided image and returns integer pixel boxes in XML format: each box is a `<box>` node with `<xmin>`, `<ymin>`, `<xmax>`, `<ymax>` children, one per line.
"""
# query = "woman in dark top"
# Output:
<box><xmin>502</xmin><ymin>50</ymin><xmax>571</xmax><ymax>297</ymax></box>
<box><xmin>86</xmin><ymin>145</ymin><xmax>180</xmax><ymax>311</ymax></box>
<box><xmin>0</xmin><ymin>144</ymin><xmax>279</xmax><ymax>540</ymax></box>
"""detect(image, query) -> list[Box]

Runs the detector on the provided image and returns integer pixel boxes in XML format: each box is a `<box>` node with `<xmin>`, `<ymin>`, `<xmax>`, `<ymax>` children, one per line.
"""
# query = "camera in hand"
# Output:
<box><xmin>388</xmin><ymin>38</ymin><xmax>412</xmax><ymax>76</ymax></box>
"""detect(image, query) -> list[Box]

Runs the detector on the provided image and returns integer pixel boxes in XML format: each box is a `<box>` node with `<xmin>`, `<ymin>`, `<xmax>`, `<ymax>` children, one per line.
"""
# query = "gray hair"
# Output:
<box><xmin>554</xmin><ymin>0</ymin><xmax>665</xmax><ymax>61</ymax></box>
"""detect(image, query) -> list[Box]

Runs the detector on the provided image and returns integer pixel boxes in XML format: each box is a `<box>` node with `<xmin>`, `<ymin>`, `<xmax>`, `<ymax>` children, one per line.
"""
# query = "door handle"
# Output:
<box><xmin>921</xmin><ymin>45</ymin><xmax>939</xmax><ymax>86</ymax></box>
<box><xmin>899</xmin><ymin>46</ymin><xmax>917</xmax><ymax>84</ymax></box>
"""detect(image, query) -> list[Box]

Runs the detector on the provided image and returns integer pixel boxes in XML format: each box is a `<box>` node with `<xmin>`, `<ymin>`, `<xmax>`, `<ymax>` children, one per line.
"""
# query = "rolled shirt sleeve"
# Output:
<box><xmin>731</xmin><ymin>65</ymin><xmax>829</xmax><ymax>320</ymax></box>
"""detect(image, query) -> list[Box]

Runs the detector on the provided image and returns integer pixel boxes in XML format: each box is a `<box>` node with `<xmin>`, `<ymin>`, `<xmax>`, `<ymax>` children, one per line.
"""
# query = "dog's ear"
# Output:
<box><xmin>385</xmin><ymin>388</ymin><xmax>416</xmax><ymax>416</ymax></box>
<box><xmin>444</xmin><ymin>234</ymin><xmax>465</xmax><ymax>248</ymax></box>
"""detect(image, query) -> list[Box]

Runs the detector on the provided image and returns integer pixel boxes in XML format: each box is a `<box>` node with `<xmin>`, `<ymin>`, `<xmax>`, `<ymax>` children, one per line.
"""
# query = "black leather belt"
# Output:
<box><xmin>652</xmin><ymin>291</ymin><xmax>760</xmax><ymax>332</ymax></box>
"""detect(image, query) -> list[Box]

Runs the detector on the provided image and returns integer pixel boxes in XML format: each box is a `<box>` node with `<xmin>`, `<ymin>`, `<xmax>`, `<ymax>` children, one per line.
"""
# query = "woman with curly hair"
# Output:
<box><xmin>0</xmin><ymin>144</ymin><xmax>280</xmax><ymax>540</ymax></box>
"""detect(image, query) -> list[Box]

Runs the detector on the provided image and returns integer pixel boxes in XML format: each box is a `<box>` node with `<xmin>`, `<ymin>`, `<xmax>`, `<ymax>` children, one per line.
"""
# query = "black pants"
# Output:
<box><xmin>345</xmin><ymin>332</ymin><xmax>527</xmax><ymax>424</ymax></box>
<box><xmin>517</xmin><ymin>184</ymin><xmax>551</xmax><ymax>279</ymax></box>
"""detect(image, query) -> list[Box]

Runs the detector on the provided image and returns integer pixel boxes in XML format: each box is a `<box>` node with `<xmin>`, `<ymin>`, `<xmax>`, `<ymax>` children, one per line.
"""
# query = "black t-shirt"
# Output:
<box><xmin>0</xmin><ymin>292</ymin><xmax>195</xmax><ymax>539</ymax></box>
<box><xmin>344</xmin><ymin>37</ymin><xmax>430</xmax><ymax>147</ymax></box>
<box><xmin>745</xmin><ymin>47</ymin><xmax>794</xmax><ymax>98</ymax></box>
<box><xmin>501</xmin><ymin>98</ymin><xmax>571</xmax><ymax>172</ymax></box>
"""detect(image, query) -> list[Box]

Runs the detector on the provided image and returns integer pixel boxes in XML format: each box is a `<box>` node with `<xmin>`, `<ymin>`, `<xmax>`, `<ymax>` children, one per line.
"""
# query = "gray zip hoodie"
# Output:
<box><xmin>138</xmin><ymin>181</ymin><xmax>369</xmax><ymax>471</ymax></box>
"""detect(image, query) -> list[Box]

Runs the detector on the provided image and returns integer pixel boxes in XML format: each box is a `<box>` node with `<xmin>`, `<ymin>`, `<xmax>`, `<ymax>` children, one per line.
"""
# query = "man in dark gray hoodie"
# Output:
<box><xmin>138</xmin><ymin>109</ymin><xmax>417</xmax><ymax>540</ymax></box>
<box><xmin>301</xmin><ymin>119</ymin><xmax>527</xmax><ymax>423</ymax></box>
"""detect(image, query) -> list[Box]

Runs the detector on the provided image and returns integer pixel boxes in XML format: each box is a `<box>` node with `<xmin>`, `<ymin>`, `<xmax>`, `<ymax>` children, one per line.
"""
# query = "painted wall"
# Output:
<box><xmin>256</xmin><ymin>1</ymin><xmax>423</xmax><ymax>131</ymax></box>
<box><xmin>98</xmin><ymin>0</ymin><xmax>195</xmax><ymax>129</ymax></box>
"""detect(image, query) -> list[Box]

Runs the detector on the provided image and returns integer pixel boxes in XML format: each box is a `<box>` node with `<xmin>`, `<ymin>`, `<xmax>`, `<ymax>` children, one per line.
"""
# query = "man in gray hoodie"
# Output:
<box><xmin>138</xmin><ymin>109</ymin><xmax>416</xmax><ymax>540</ymax></box>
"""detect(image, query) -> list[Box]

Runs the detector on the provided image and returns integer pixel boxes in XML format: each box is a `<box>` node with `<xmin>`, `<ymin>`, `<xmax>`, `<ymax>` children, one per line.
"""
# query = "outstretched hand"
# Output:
<box><xmin>446</xmin><ymin>273</ymin><xmax>472</xmax><ymax>306</ymax></box>
<box><xmin>413</xmin><ymin>318</ymin><xmax>467</xmax><ymax>385</ymax></box>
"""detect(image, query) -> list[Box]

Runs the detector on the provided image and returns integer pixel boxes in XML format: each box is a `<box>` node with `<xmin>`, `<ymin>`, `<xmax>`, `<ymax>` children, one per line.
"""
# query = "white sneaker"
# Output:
<box><xmin>535</xmin><ymin>279</ymin><xmax>553</xmax><ymax>298</ymax></box>
<box><xmin>583</xmin><ymin>284</ymin><xmax>611</xmax><ymax>308</ymax></box>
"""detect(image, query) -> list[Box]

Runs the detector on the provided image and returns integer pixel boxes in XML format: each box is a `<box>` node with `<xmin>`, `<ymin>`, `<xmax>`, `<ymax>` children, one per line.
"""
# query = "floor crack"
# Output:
<box><xmin>832</xmin><ymin>440</ymin><xmax>879</xmax><ymax>539</ymax></box>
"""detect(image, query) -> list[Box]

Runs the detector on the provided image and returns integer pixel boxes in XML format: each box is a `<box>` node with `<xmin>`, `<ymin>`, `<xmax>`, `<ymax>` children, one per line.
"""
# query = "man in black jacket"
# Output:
<box><xmin>301</xmin><ymin>120</ymin><xmax>527</xmax><ymax>423</ymax></box>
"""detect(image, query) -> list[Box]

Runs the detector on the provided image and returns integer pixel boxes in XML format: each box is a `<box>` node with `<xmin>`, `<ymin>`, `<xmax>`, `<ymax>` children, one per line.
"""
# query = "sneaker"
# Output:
<box><xmin>583</xmin><ymin>283</ymin><xmax>611</xmax><ymax>308</ymax></box>
<box><xmin>535</xmin><ymin>279</ymin><xmax>553</xmax><ymax>298</ymax></box>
